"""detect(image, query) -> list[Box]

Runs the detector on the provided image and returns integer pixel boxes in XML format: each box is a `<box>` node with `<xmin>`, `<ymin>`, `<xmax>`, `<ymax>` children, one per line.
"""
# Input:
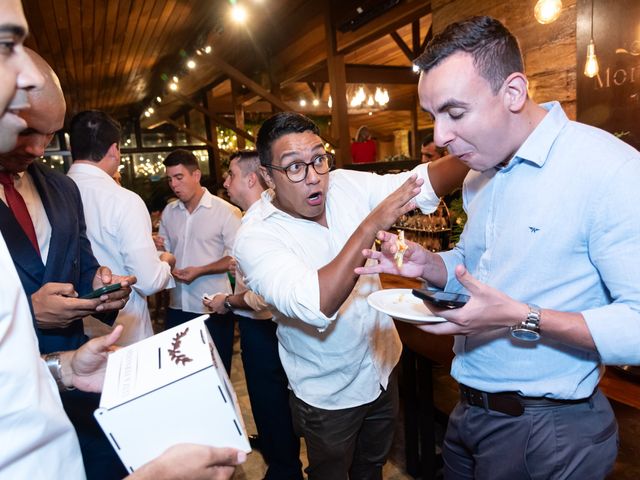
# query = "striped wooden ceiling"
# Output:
<box><xmin>22</xmin><ymin>0</ymin><xmax>434</xmax><ymax>136</ymax></box>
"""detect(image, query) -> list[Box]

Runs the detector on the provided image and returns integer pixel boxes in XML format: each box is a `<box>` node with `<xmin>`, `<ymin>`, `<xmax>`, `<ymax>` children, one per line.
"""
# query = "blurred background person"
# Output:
<box><xmin>350</xmin><ymin>125</ymin><xmax>377</xmax><ymax>164</ymax></box>
<box><xmin>420</xmin><ymin>132</ymin><xmax>446</xmax><ymax>163</ymax></box>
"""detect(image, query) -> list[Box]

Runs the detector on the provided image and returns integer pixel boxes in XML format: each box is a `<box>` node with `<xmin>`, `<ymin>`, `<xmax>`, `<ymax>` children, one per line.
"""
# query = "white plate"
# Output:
<box><xmin>367</xmin><ymin>288</ymin><xmax>447</xmax><ymax>324</ymax></box>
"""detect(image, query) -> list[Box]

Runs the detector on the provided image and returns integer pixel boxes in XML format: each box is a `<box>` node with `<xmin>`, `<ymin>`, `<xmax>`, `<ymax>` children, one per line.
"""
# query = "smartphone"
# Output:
<box><xmin>412</xmin><ymin>288</ymin><xmax>470</xmax><ymax>309</ymax></box>
<box><xmin>80</xmin><ymin>283</ymin><xmax>122</xmax><ymax>299</ymax></box>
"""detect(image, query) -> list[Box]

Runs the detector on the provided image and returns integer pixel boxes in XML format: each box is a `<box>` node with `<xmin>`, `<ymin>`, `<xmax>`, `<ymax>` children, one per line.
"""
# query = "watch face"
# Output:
<box><xmin>511</xmin><ymin>327</ymin><xmax>540</xmax><ymax>342</ymax></box>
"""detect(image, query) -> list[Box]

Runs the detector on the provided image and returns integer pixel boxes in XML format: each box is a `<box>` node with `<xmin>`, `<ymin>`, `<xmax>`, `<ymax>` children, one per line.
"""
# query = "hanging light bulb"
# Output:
<box><xmin>534</xmin><ymin>0</ymin><xmax>562</xmax><ymax>24</ymax></box>
<box><xmin>584</xmin><ymin>41</ymin><xmax>599</xmax><ymax>78</ymax></box>
<box><xmin>584</xmin><ymin>0</ymin><xmax>599</xmax><ymax>78</ymax></box>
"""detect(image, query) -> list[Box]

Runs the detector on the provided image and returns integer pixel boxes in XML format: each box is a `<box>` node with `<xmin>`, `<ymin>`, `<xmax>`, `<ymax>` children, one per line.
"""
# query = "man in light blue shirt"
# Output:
<box><xmin>358</xmin><ymin>15</ymin><xmax>640</xmax><ymax>480</ymax></box>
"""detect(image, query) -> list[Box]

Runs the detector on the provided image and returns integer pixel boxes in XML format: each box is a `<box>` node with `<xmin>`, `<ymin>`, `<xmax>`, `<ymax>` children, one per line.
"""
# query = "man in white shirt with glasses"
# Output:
<box><xmin>234</xmin><ymin>112</ymin><xmax>467</xmax><ymax>479</ymax></box>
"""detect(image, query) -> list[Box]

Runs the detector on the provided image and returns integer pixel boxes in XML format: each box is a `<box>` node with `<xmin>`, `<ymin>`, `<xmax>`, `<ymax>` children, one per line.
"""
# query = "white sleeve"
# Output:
<box><xmin>117</xmin><ymin>196</ymin><xmax>174</xmax><ymax>296</ymax></box>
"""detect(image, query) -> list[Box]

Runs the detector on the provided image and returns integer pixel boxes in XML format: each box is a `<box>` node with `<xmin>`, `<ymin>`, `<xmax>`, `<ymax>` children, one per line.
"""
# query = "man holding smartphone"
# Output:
<box><xmin>0</xmin><ymin>47</ymin><xmax>136</xmax><ymax>480</ymax></box>
<box><xmin>358</xmin><ymin>16</ymin><xmax>640</xmax><ymax>479</ymax></box>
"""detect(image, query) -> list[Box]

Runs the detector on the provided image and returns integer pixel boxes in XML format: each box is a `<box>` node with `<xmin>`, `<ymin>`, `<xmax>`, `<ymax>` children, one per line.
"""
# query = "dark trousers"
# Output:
<box><xmin>444</xmin><ymin>389</ymin><xmax>618</xmax><ymax>480</ymax></box>
<box><xmin>61</xmin><ymin>390</ymin><xmax>128</xmax><ymax>480</ymax></box>
<box><xmin>165</xmin><ymin>308</ymin><xmax>235</xmax><ymax>375</ymax></box>
<box><xmin>239</xmin><ymin>317</ymin><xmax>303</xmax><ymax>480</ymax></box>
<box><xmin>289</xmin><ymin>376</ymin><xmax>398</xmax><ymax>480</ymax></box>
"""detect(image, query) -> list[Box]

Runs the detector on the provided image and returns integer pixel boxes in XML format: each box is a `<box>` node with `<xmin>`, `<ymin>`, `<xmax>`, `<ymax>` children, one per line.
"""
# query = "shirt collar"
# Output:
<box><xmin>257</xmin><ymin>189</ymin><xmax>278</xmax><ymax>220</ymax></box>
<box><xmin>68</xmin><ymin>162</ymin><xmax>115</xmax><ymax>181</ymax></box>
<box><xmin>176</xmin><ymin>186</ymin><xmax>211</xmax><ymax>211</ymax></box>
<box><xmin>504</xmin><ymin>101</ymin><xmax>568</xmax><ymax>171</ymax></box>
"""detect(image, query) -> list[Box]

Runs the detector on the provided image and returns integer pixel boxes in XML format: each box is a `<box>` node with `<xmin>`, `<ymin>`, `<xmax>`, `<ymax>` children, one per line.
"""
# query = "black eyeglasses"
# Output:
<box><xmin>269</xmin><ymin>153</ymin><xmax>334</xmax><ymax>183</ymax></box>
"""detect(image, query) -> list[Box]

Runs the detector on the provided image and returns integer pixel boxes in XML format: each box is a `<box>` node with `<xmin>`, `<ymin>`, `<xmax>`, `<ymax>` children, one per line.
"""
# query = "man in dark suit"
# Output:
<box><xmin>0</xmin><ymin>48</ymin><xmax>134</xmax><ymax>480</ymax></box>
<box><xmin>0</xmin><ymin>48</ymin><xmax>134</xmax><ymax>353</ymax></box>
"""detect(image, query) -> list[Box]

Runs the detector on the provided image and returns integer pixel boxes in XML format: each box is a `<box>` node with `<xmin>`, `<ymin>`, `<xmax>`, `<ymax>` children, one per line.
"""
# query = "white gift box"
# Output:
<box><xmin>94</xmin><ymin>315</ymin><xmax>250</xmax><ymax>473</ymax></box>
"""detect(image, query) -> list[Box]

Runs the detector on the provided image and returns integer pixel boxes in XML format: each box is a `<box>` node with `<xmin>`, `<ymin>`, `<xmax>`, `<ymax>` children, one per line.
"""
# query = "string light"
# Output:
<box><xmin>187</xmin><ymin>59</ymin><xmax>197</xmax><ymax>69</ymax></box>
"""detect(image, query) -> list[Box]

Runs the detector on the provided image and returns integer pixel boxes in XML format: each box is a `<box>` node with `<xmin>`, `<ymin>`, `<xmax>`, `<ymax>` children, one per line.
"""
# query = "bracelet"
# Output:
<box><xmin>44</xmin><ymin>352</ymin><xmax>75</xmax><ymax>391</ymax></box>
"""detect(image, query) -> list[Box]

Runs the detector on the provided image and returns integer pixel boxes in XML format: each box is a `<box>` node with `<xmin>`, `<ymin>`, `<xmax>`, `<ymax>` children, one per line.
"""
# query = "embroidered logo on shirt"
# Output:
<box><xmin>529</xmin><ymin>227</ymin><xmax>540</xmax><ymax>233</ymax></box>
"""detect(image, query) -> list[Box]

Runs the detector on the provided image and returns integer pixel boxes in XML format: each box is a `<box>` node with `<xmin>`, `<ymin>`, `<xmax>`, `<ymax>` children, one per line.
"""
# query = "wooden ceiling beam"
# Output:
<box><xmin>336</xmin><ymin>1</ymin><xmax>432</xmax><ymax>56</ymax></box>
<box><xmin>166</xmin><ymin>91</ymin><xmax>255</xmax><ymax>143</ymax></box>
<box><xmin>298</xmin><ymin>64</ymin><xmax>417</xmax><ymax>85</ymax></box>
<box><xmin>390</xmin><ymin>31</ymin><xmax>415</xmax><ymax>63</ymax></box>
<box><xmin>420</xmin><ymin>24</ymin><xmax>433</xmax><ymax>53</ymax></box>
<box><xmin>206</xmin><ymin>52</ymin><xmax>291</xmax><ymax>113</ymax></box>
<box><xmin>162</xmin><ymin>117</ymin><xmax>218</xmax><ymax>150</ymax></box>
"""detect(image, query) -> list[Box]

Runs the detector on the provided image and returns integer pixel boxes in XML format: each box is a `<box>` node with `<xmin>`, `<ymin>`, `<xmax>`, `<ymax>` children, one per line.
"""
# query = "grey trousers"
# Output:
<box><xmin>443</xmin><ymin>389</ymin><xmax>618</xmax><ymax>480</ymax></box>
<box><xmin>289</xmin><ymin>377</ymin><xmax>398</xmax><ymax>480</ymax></box>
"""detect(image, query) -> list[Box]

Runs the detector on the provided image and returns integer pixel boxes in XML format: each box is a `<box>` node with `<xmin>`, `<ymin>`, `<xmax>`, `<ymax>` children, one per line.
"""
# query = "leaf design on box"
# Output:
<box><xmin>168</xmin><ymin>327</ymin><xmax>193</xmax><ymax>365</ymax></box>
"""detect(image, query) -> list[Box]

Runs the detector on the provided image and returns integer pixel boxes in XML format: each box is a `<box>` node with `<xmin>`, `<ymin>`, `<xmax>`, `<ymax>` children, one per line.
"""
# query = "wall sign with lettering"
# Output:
<box><xmin>577</xmin><ymin>0</ymin><xmax>639</xmax><ymax>150</ymax></box>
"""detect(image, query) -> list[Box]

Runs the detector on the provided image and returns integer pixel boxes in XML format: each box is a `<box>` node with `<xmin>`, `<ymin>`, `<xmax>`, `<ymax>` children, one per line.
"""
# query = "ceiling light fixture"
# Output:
<box><xmin>534</xmin><ymin>0</ymin><xmax>562</xmax><ymax>24</ymax></box>
<box><xmin>231</xmin><ymin>4</ymin><xmax>248</xmax><ymax>23</ymax></box>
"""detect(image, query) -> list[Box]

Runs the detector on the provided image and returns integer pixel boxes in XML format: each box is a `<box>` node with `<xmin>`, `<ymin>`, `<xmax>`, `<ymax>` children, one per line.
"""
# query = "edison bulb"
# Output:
<box><xmin>534</xmin><ymin>0</ymin><xmax>562</xmax><ymax>24</ymax></box>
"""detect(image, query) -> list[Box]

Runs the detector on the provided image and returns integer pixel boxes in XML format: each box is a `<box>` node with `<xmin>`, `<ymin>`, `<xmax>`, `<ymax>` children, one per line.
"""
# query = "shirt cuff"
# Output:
<box><xmin>583</xmin><ymin>304</ymin><xmax>640</xmax><ymax>365</ymax></box>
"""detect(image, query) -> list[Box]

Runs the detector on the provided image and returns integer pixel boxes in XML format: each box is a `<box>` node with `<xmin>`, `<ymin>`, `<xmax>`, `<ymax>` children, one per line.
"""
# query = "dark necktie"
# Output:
<box><xmin>0</xmin><ymin>171</ymin><xmax>41</xmax><ymax>256</ymax></box>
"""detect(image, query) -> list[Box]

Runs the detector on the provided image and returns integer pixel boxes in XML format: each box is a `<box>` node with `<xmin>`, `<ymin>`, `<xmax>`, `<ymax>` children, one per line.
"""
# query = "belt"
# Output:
<box><xmin>459</xmin><ymin>384</ymin><xmax>595</xmax><ymax>417</ymax></box>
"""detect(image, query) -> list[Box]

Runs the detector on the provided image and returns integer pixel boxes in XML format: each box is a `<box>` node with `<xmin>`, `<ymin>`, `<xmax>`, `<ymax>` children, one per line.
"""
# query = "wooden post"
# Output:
<box><xmin>411</xmin><ymin>93</ymin><xmax>419</xmax><ymax>161</ymax></box>
<box><xmin>203</xmin><ymin>90</ymin><xmax>222</xmax><ymax>188</ymax></box>
<box><xmin>324</xmin><ymin>3</ymin><xmax>350</xmax><ymax>167</ymax></box>
<box><xmin>231</xmin><ymin>81</ymin><xmax>246</xmax><ymax>150</ymax></box>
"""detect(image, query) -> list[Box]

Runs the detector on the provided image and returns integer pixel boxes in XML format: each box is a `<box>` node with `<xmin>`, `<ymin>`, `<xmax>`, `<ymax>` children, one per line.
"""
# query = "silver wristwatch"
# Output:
<box><xmin>44</xmin><ymin>352</ymin><xmax>75</xmax><ymax>391</ymax></box>
<box><xmin>510</xmin><ymin>304</ymin><xmax>542</xmax><ymax>342</ymax></box>
<box><xmin>223</xmin><ymin>295</ymin><xmax>233</xmax><ymax>311</ymax></box>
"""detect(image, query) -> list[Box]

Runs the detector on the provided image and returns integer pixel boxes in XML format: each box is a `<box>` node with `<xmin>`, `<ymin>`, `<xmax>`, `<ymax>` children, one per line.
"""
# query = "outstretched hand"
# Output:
<box><xmin>417</xmin><ymin>264</ymin><xmax>526</xmax><ymax>336</ymax></box>
<box><xmin>62</xmin><ymin>325</ymin><xmax>123</xmax><ymax>392</ymax></box>
<box><xmin>365</xmin><ymin>174</ymin><xmax>424</xmax><ymax>234</ymax></box>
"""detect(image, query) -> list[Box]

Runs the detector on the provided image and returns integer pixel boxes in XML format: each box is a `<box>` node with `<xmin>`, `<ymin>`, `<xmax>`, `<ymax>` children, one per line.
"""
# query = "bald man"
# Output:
<box><xmin>0</xmin><ymin>48</ymin><xmax>134</xmax><ymax>480</ymax></box>
<box><xmin>0</xmin><ymin>49</ymin><xmax>134</xmax><ymax>354</ymax></box>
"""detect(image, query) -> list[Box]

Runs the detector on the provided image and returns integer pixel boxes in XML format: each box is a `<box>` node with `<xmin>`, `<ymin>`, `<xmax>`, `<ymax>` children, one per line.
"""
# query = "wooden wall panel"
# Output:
<box><xmin>432</xmin><ymin>0</ymin><xmax>578</xmax><ymax>119</ymax></box>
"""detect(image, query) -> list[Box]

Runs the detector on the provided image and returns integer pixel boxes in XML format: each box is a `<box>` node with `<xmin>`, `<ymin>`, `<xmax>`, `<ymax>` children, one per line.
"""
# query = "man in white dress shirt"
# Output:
<box><xmin>234</xmin><ymin>112</ymin><xmax>467</xmax><ymax>479</ymax></box>
<box><xmin>0</xmin><ymin>46</ymin><xmax>135</xmax><ymax>480</ymax></box>
<box><xmin>156</xmin><ymin>149</ymin><xmax>242</xmax><ymax>374</ymax></box>
<box><xmin>0</xmin><ymin>2</ymin><xmax>246</xmax><ymax>478</ymax></box>
<box><xmin>68</xmin><ymin>110</ymin><xmax>176</xmax><ymax>345</ymax></box>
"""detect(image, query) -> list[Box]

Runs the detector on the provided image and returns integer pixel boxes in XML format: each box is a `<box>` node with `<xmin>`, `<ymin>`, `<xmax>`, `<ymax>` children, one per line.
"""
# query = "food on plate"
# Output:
<box><xmin>394</xmin><ymin>230</ymin><xmax>408</xmax><ymax>268</ymax></box>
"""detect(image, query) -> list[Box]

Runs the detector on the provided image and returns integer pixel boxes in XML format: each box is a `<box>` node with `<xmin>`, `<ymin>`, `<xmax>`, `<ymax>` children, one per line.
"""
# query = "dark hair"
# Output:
<box><xmin>421</xmin><ymin>133</ymin><xmax>434</xmax><ymax>147</ymax></box>
<box><xmin>256</xmin><ymin>112</ymin><xmax>320</xmax><ymax>167</ymax></box>
<box><xmin>69</xmin><ymin>110</ymin><xmax>121</xmax><ymax>161</ymax></box>
<box><xmin>163</xmin><ymin>149</ymin><xmax>199</xmax><ymax>172</ymax></box>
<box><xmin>414</xmin><ymin>16</ymin><xmax>523</xmax><ymax>94</ymax></box>
<box><xmin>229</xmin><ymin>149</ymin><xmax>267</xmax><ymax>189</ymax></box>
